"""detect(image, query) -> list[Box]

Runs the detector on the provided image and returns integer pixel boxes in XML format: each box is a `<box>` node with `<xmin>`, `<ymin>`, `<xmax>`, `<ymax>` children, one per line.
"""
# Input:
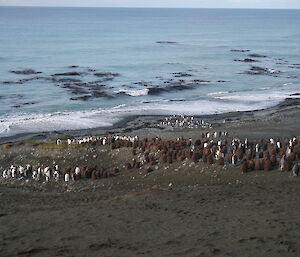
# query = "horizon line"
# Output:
<box><xmin>0</xmin><ymin>6</ymin><xmax>299</xmax><ymax>10</ymax></box>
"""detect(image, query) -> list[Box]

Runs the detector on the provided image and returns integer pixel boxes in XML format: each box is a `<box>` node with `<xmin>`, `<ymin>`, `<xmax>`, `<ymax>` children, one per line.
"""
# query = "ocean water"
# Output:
<box><xmin>0</xmin><ymin>7</ymin><xmax>300</xmax><ymax>137</ymax></box>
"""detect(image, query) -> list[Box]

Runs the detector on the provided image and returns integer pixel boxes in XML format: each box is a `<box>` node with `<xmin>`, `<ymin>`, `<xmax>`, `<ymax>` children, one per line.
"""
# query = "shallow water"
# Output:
<box><xmin>0</xmin><ymin>7</ymin><xmax>300</xmax><ymax>137</ymax></box>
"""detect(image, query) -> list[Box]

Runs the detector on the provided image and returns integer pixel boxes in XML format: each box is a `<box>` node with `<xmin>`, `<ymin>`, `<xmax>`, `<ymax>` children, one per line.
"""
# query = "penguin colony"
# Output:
<box><xmin>1</xmin><ymin>132</ymin><xmax>300</xmax><ymax>182</ymax></box>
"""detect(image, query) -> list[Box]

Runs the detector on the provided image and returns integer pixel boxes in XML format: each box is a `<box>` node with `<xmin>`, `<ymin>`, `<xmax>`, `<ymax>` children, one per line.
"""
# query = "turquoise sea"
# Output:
<box><xmin>0</xmin><ymin>7</ymin><xmax>299</xmax><ymax>137</ymax></box>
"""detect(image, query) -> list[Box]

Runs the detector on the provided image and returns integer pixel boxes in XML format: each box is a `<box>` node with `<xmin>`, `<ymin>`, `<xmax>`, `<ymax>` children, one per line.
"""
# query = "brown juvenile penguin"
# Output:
<box><xmin>241</xmin><ymin>160</ymin><xmax>248</xmax><ymax>173</ymax></box>
<box><xmin>167</xmin><ymin>156</ymin><xmax>173</xmax><ymax>164</ymax></box>
<box><xmin>91</xmin><ymin>171</ymin><xmax>97</xmax><ymax>180</ymax></box>
<box><xmin>254</xmin><ymin>159</ymin><xmax>263</xmax><ymax>170</ymax></box>
<box><xmin>207</xmin><ymin>154</ymin><xmax>214</xmax><ymax>165</ymax></box>
<box><xmin>218</xmin><ymin>157</ymin><xmax>225</xmax><ymax>166</ymax></box>
<box><xmin>263</xmin><ymin>158</ymin><xmax>272</xmax><ymax>171</ymax></box>
<box><xmin>236</xmin><ymin>148</ymin><xmax>244</xmax><ymax>160</ymax></box>
<box><xmin>247</xmin><ymin>160</ymin><xmax>255</xmax><ymax>171</ymax></box>
<box><xmin>270</xmin><ymin>155</ymin><xmax>277</xmax><ymax>167</ymax></box>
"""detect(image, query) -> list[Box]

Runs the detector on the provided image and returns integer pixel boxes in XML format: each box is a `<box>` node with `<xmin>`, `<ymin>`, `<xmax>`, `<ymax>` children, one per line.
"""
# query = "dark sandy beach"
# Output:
<box><xmin>1</xmin><ymin>97</ymin><xmax>300</xmax><ymax>257</ymax></box>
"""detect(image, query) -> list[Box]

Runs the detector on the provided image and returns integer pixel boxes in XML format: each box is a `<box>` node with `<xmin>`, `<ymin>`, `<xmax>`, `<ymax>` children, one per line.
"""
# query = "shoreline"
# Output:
<box><xmin>1</xmin><ymin>97</ymin><xmax>300</xmax><ymax>257</ymax></box>
<box><xmin>1</xmin><ymin>97</ymin><xmax>300</xmax><ymax>145</ymax></box>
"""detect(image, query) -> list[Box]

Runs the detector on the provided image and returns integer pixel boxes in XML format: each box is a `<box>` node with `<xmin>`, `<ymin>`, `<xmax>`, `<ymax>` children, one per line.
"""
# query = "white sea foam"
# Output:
<box><xmin>207</xmin><ymin>91</ymin><xmax>229</xmax><ymax>96</ymax></box>
<box><xmin>0</xmin><ymin>96</ymin><xmax>282</xmax><ymax>138</ymax></box>
<box><xmin>0</xmin><ymin>110</ymin><xmax>121</xmax><ymax>138</ymax></box>
<box><xmin>115</xmin><ymin>88</ymin><xmax>149</xmax><ymax>96</ymax></box>
<box><xmin>214</xmin><ymin>90</ymin><xmax>299</xmax><ymax>102</ymax></box>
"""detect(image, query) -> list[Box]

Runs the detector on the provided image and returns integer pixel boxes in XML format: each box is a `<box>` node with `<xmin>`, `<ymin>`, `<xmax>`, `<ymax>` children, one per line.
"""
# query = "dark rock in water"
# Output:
<box><xmin>116</xmin><ymin>91</ymin><xmax>127</xmax><ymax>96</ymax></box>
<box><xmin>133</xmin><ymin>81</ymin><xmax>151</xmax><ymax>86</ymax></box>
<box><xmin>193</xmin><ymin>79</ymin><xmax>210</xmax><ymax>83</ymax></box>
<box><xmin>288</xmin><ymin>65</ymin><xmax>300</xmax><ymax>69</ymax></box>
<box><xmin>71</xmin><ymin>88</ymin><xmax>89</xmax><ymax>95</ymax></box>
<box><xmin>172</xmin><ymin>72</ymin><xmax>193</xmax><ymax>77</ymax></box>
<box><xmin>2</xmin><ymin>80</ymin><xmax>17</xmax><ymax>85</ymax></box>
<box><xmin>73</xmin><ymin>82</ymin><xmax>88</xmax><ymax>87</ymax></box>
<box><xmin>156</xmin><ymin>41</ymin><xmax>178</xmax><ymax>44</ymax></box>
<box><xmin>101</xmin><ymin>77</ymin><xmax>114</xmax><ymax>82</ymax></box>
<box><xmin>248</xmin><ymin>54</ymin><xmax>267</xmax><ymax>58</ymax></box>
<box><xmin>169</xmin><ymin>99</ymin><xmax>185</xmax><ymax>102</ymax></box>
<box><xmin>230</xmin><ymin>49</ymin><xmax>251</xmax><ymax>52</ymax></box>
<box><xmin>290</xmin><ymin>93</ymin><xmax>300</xmax><ymax>96</ymax></box>
<box><xmin>74</xmin><ymin>81</ymin><xmax>106</xmax><ymax>88</ymax></box>
<box><xmin>234</xmin><ymin>58</ymin><xmax>258</xmax><ymax>63</ymax></box>
<box><xmin>67</xmin><ymin>65</ymin><xmax>79</xmax><ymax>68</ymax></box>
<box><xmin>10</xmin><ymin>69</ymin><xmax>42</xmax><ymax>75</ymax></box>
<box><xmin>245</xmin><ymin>66</ymin><xmax>280</xmax><ymax>75</ymax></box>
<box><xmin>94</xmin><ymin>72</ymin><xmax>120</xmax><ymax>77</ymax></box>
<box><xmin>2</xmin><ymin>76</ymin><xmax>43</xmax><ymax>85</ymax></box>
<box><xmin>90</xmin><ymin>80</ymin><xmax>108</xmax><ymax>85</ymax></box>
<box><xmin>251</xmin><ymin>66</ymin><xmax>268</xmax><ymax>72</ymax></box>
<box><xmin>148</xmin><ymin>87</ymin><xmax>167</xmax><ymax>95</ymax></box>
<box><xmin>69</xmin><ymin>90</ymin><xmax>111</xmax><ymax>100</ymax></box>
<box><xmin>170</xmin><ymin>84</ymin><xmax>192</xmax><ymax>91</ymax></box>
<box><xmin>59</xmin><ymin>83</ymin><xmax>90</xmax><ymax>95</ymax></box>
<box><xmin>92</xmin><ymin>91</ymin><xmax>110</xmax><ymax>98</ymax></box>
<box><xmin>51</xmin><ymin>72</ymin><xmax>82</xmax><ymax>76</ymax></box>
<box><xmin>11</xmin><ymin>102</ymin><xmax>38</xmax><ymax>108</ymax></box>
<box><xmin>22</xmin><ymin>102</ymin><xmax>37</xmax><ymax>105</ymax></box>
<box><xmin>148</xmin><ymin>84</ymin><xmax>193</xmax><ymax>95</ymax></box>
<box><xmin>36</xmin><ymin>76</ymin><xmax>55</xmax><ymax>81</ymax></box>
<box><xmin>56</xmin><ymin>78</ymin><xmax>82</xmax><ymax>83</ymax></box>
<box><xmin>70</xmin><ymin>95</ymin><xmax>92</xmax><ymax>101</ymax></box>
<box><xmin>20</xmin><ymin>76</ymin><xmax>41</xmax><ymax>82</ymax></box>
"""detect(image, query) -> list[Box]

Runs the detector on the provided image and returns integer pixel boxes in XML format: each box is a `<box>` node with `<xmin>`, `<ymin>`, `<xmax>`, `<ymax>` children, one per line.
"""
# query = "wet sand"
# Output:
<box><xmin>0</xmin><ymin>97</ymin><xmax>300</xmax><ymax>257</ymax></box>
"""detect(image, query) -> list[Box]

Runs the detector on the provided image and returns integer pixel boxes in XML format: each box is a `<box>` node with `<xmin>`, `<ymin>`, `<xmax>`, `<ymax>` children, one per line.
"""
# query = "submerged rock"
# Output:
<box><xmin>2</xmin><ymin>76</ymin><xmax>45</xmax><ymax>85</ymax></box>
<box><xmin>94</xmin><ymin>72</ymin><xmax>120</xmax><ymax>77</ymax></box>
<box><xmin>2</xmin><ymin>80</ymin><xmax>19</xmax><ymax>85</ymax></box>
<box><xmin>70</xmin><ymin>88</ymin><xmax>89</xmax><ymax>95</ymax></box>
<box><xmin>22</xmin><ymin>102</ymin><xmax>37</xmax><ymax>105</ymax></box>
<box><xmin>69</xmin><ymin>90</ymin><xmax>111</xmax><ymax>101</ymax></box>
<box><xmin>51</xmin><ymin>72</ymin><xmax>82</xmax><ymax>76</ymax></box>
<box><xmin>156</xmin><ymin>41</ymin><xmax>178</xmax><ymax>44</ymax></box>
<box><xmin>193</xmin><ymin>79</ymin><xmax>210</xmax><ymax>83</ymax></box>
<box><xmin>10</xmin><ymin>69</ymin><xmax>42</xmax><ymax>75</ymax></box>
<box><xmin>70</xmin><ymin>95</ymin><xmax>92</xmax><ymax>101</ymax></box>
<box><xmin>234</xmin><ymin>58</ymin><xmax>258</xmax><ymax>63</ymax></box>
<box><xmin>248</xmin><ymin>54</ymin><xmax>267</xmax><ymax>58</ymax></box>
<box><xmin>148</xmin><ymin>84</ymin><xmax>193</xmax><ymax>95</ymax></box>
<box><xmin>172</xmin><ymin>72</ymin><xmax>193</xmax><ymax>77</ymax></box>
<box><xmin>55</xmin><ymin>78</ymin><xmax>82</xmax><ymax>83</ymax></box>
<box><xmin>92</xmin><ymin>91</ymin><xmax>110</xmax><ymax>98</ymax></box>
<box><xmin>288</xmin><ymin>65</ymin><xmax>300</xmax><ymax>69</ymax></box>
<box><xmin>245</xmin><ymin>66</ymin><xmax>280</xmax><ymax>75</ymax></box>
<box><xmin>230</xmin><ymin>49</ymin><xmax>251</xmax><ymax>52</ymax></box>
